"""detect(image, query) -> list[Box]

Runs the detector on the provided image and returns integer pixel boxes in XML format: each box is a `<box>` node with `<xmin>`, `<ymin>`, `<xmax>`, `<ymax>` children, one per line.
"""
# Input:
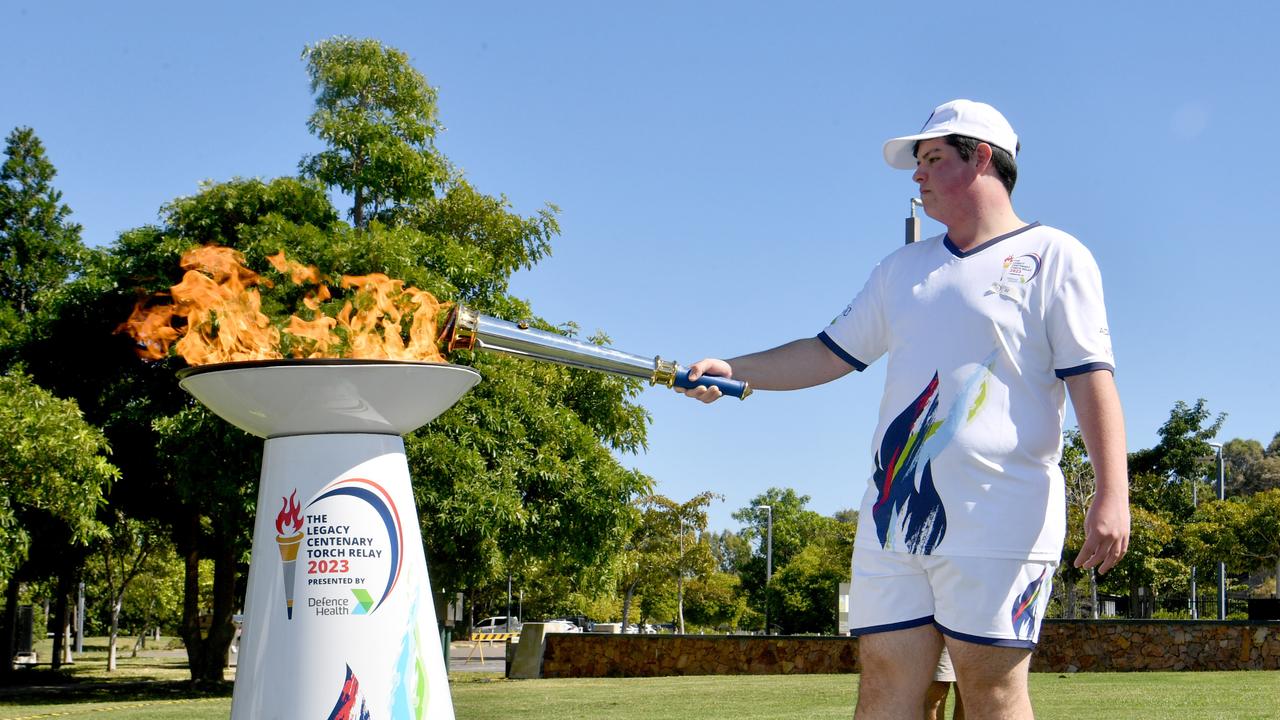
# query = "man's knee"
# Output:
<box><xmin>945</xmin><ymin>638</ymin><xmax>1032</xmax><ymax>716</ymax></box>
<box><xmin>855</xmin><ymin>627</ymin><xmax>943</xmax><ymax>713</ymax></box>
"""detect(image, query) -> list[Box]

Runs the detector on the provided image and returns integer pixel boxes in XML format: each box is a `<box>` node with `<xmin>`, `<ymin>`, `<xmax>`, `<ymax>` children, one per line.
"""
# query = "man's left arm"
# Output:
<box><xmin>1065</xmin><ymin>369</ymin><xmax>1131</xmax><ymax>574</ymax></box>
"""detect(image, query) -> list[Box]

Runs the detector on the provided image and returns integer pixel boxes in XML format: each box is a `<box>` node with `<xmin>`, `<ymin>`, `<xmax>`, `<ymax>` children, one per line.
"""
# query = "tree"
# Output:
<box><xmin>0</xmin><ymin>369</ymin><xmax>115</xmax><ymax>673</ymax></box>
<box><xmin>611</xmin><ymin>493</ymin><xmax>718</xmax><ymax>631</ymax></box>
<box><xmin>0</xmin><ymin>127</ymin><xmax>85</xmax><ymax>344</ymax></box>
<box><xmin>14</xmin><ymin>38</ymin><xmax>649</xmax><ymax>683</ymax></box>
<box><xmin>682</xmin><ymin>571</ymin><xmax>749</xmax><ymax>631</ymax></box>
<box><xmin>299</xmin><ymin>37</ymin><xmax>449</xmax><ymax>229</ymax></box>
<box><xmin>732</xmin><ymin>488</ymin><xmax>832</xmax><ymax>629</ymax></box>
<box><xmin>1238</xmin><ymin>490</ymin><xmax>1280</xmax><ymax>598</ymax></box>
<box><xmin>768</xmin><ymin>515</ymin><xmax>856</xmax><ymax>634</ymax></box>
<box><xmin>1186</xmin><ymin>490</ymin><xmax>1280</xmax><ymax>600</ymax></box>
<box><xmin>1129</xmin><ymin>399</ymin><xmax>1225</xmax><ymax>481</ymax></box>
<box><xmin>87</xmin><ymin>512</ymin><xmax>164</xmax><ymax>670</ymax></box>
<box><xmin>1223</xmin><ymin>436</ymin><xmax>1280</xmax><ymax>496</ymax></box>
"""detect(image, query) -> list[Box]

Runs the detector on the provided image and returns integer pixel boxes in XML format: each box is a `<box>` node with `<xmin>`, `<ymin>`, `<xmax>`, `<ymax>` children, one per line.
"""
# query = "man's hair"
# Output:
<box><xmin>914</xmin><ymin>135</ymin><xmax>1020</xmax><ymax>195</ymax></box>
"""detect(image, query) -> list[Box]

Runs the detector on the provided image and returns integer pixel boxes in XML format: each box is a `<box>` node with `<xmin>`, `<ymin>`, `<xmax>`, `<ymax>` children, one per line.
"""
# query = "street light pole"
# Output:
<box><xmin>677</xmin><ymin>515</ymin><xmax>685</xmax><ymax>635</ymax></box>
<box><xmin>1209</xmin><ymin>442</ymin><xmax>1226</xmax><ymax>619</ymax></box>
<box><xmin>759</xmin><ymin>505</ymin><xmax>773</xmax><ymax>635</ymax></box>
<box><xmin>1189</xmin><ymin>475</ymin><xmax>1198</xmax><ymax>619</ymax></box>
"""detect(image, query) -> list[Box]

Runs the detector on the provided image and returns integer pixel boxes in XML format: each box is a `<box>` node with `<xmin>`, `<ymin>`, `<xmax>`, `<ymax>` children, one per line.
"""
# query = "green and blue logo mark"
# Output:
<box><xmin>351</xmin><ymin>588</ymin><xmax>374</xmax><ymax>615</ymax></box>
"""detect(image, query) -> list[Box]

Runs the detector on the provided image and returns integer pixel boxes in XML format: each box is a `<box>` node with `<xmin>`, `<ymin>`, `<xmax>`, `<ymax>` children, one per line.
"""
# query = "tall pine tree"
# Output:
<box><xmin>0</xmin><ymin>127</ymin><xmax>84</xmax><ymax>343</ymax></box>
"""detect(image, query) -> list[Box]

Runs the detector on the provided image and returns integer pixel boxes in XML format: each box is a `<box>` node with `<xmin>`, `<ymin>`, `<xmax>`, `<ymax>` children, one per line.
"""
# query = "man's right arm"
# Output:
<box><xmin>680</xmin><ymin>337</ymin><xmax>855</xmax><ymax>403</ymax></box>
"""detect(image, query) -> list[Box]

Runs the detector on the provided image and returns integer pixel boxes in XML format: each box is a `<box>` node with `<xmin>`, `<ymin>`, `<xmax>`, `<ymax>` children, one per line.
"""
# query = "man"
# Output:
<box><xmin>679</xmin><ymin>99</ymin><xmax>1129</xmax><ymax>719</ymax></box>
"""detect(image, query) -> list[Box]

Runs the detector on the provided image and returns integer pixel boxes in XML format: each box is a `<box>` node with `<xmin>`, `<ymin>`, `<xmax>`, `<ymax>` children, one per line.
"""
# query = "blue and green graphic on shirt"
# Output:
<box><xmin>873</xmin><ymin>350</ymin><xmax>997</xmax><ymax>554</ymax></box>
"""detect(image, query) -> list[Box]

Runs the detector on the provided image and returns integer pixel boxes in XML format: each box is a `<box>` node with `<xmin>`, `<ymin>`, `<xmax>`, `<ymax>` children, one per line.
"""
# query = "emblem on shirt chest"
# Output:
<box><xmin>989</xmin><ymin>252</ymin><xmax>1042</xmax><ymax>302</ymax></box>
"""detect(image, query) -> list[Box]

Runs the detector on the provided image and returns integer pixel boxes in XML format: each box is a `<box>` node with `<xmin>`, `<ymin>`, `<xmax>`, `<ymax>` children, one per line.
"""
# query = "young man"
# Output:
<box><xmin>679</xmin><ymin>99</ymin><xmax>1130</xmax><ymax>718</ymax></box>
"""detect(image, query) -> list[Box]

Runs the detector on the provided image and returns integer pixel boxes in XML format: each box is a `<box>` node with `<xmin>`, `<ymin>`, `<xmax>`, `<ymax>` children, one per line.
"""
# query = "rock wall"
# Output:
<box><xmin>538</xmin><ymin>621</ymin><xmax>1280</xmax><ymax>678</ymax></box>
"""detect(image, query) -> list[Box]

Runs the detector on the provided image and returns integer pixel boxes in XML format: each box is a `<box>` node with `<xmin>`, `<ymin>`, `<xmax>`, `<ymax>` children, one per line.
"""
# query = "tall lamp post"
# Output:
<box><xmin>759</xmin><ymin>505</ymin><xmax>773</xmax><ymax>635</ymax></box>
<box><xmin>1187</xmin><ymin>474</ymin><xmax>1199</xmax><ymax>619</ymax></box>
<box><xmin>1208</xmin><ymin>442</ymin><xmax>1227</xmax><ymax>619</ymax></box>
<box><xmin>677</xmin><ymin>515</ymin><xmax>686</xmax><ymax>635</ymax></box>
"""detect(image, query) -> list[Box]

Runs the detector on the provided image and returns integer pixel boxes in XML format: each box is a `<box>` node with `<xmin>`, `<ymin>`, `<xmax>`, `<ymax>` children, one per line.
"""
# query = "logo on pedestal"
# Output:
<box><xmin>275</xmin><ymin>490</ymin><xmax>305</xmax><ymax>619</ymax></box>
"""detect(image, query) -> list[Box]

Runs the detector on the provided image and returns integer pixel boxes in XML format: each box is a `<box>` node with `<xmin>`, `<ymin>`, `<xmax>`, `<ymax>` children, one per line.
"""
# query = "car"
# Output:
<box><xmin>472</xmin><ymin>616</ymin><xmax>520</xmax><ymax>634</ymax></box>
<box><xmin>546</xmin><ymin>618</ymin><xmax>584</xmax><ymax>632</ymax></box>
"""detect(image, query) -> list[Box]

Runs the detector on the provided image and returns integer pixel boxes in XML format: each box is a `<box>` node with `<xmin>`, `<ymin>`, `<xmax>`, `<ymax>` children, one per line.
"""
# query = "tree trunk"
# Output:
<box><xmin>51</xmin><ymin>572</ymin><xmax>72</xmax><ymax>669</ymax></box>
<box><xmin>107</xmin><ymin>596</ymin><xmax>123</xmax><ymax>671</ymax></box>
<box><xmin>181</xmin><ymin>529</ymin><xmax>240</xmax><ymax>685</ymax></box>
<box><xmin>1090</xmin><ymin>569</ymin><xmax>1099</xmax><ymax>619</ymax></box>
<box><xmin>1064</xmin><ymin>577</ymin><xmax>1078</xmax><ymax>620</ymax></box>
<box><xmin>677</xmin><ymin>573</ymin><xmax>685</xmax><ymax>635</ymax></box>
<box><xmin>0</xmin><ymin>580</ymin><xmax>19</xmax><ymax>680</ymax></box>
<box><xmin>621</xmin><ymin>579</ymin><xmax>639</xmax><ymax>630</ymax></box>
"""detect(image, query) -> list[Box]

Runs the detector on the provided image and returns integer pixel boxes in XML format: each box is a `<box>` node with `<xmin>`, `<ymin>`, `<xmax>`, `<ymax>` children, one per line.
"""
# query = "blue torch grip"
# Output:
<box><xmin>673</xmin><ymin>368</ymin><xmax>750</xmax><ymax>399</ymax></box>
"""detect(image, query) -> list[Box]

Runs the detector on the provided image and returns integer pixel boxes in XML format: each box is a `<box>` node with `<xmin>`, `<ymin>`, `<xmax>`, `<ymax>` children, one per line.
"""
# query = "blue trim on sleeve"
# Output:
<box><xmin>1055</xmin><ymin>362</ymin><xmax>1115</xmax><ymax>379</ymax></box>
<box><xmin>817</xmin><ymin>331</ymin><xmax>868</xmax><ymax>371</ymax></box>
<box><xmin>849</xmin><ymin>615</ymin><xmax>935</xmax><ymax>637</ymax></box>
<box><xmin>934</xmin><ymin>621</ymin><xmax>1038</xmax><ymax>650</ymax></box>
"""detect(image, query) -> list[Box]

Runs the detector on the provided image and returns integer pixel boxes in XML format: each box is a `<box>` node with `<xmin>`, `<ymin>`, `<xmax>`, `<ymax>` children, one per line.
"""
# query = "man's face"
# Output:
<box><xmin>912</xmin><ymin>137</ymin><xmax>978</xmax><ymax>223</ymax></box>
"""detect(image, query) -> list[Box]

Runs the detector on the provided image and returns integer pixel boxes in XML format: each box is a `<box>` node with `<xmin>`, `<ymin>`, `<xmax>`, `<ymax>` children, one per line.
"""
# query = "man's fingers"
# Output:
<box><xmin>1074</xmin><ymin>531</ymin><xmax>1129</xmax><ymax>574</ymax></box>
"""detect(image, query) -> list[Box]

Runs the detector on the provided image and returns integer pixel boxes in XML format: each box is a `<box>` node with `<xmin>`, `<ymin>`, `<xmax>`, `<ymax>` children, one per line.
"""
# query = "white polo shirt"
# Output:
<box><xmin>820</xmin><ymin>223</ymin><xmax>1114</xmax><ymax>561</ymax></box>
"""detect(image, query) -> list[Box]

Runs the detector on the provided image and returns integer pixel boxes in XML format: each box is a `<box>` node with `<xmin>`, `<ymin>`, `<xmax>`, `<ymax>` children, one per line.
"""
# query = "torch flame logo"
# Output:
<box><xmin>117</xmin><ymin>246</ymin><xmax>451</xmax><ymax>365</ymax></box>
<box><xmin>275</xmin><ymin>490</ymin><xmax>303</xmax><ymax>535</ymax></box>
<box><xmin>275</xmin><ymin>488</ymin><xmax>306</xmax><ymax>619</ymax></box>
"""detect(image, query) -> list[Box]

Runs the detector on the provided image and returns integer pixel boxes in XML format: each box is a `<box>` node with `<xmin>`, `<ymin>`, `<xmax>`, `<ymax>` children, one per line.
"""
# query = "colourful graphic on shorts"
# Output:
<box><xmin>326</xmin><ymin>664</ymin><xmax>372</xmax><ymax>720</ymax></box>
<box><xmin>1012</xmin><ymin>567</ymin><xmax>1050</xmax><ymax>640</ymax></box>
<box><xmin>305</xmin><ymin>477</ymin><xmax>404</xmax><ymax>615</ymax></box>
<box><xmin>872</xmin><ymin>352</ymin><xmax>997</xmax><ymax>554</ymax></box>
<box><xmin>275</xmin><ymin>490</ymin><xmax>305</xmax><ymax>619</ymax></box>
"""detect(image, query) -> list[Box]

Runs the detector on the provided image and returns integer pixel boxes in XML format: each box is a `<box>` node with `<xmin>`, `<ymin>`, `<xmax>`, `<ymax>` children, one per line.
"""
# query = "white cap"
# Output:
<box><xmin>883</xmin><ymin>99</ymin><xmax>1018</xmax><ymax>169</ymax></box>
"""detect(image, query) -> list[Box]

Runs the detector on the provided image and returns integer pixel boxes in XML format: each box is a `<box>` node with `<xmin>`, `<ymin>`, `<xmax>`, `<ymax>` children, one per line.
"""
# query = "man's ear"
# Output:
<box><xmin>973</xmin><ymin>142</ymin><xmax>994</xmax><ymax>174</ymax></box>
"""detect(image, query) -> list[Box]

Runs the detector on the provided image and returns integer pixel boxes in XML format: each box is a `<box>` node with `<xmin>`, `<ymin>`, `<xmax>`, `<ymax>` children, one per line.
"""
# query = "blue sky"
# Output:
<box><xmin>5</xmin><ymin>1</ymin><xmax>1277</xmax><ymax>532</ymax></box>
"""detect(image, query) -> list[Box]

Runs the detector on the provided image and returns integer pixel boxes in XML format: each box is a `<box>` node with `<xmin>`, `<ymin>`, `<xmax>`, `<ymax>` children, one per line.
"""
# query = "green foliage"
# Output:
<box><xmin>5</xmin><ymin>39</ymin><xmax>648</xmax><ymax>677</ymax></box>
<box><xmin>0</xmin><ymin>127</ymin><xmax>86</xmax><ymax>334</ymax></box>
<box><xmin>300</xmin><ymin>37</ymin><xmax>449</xmax><ymax>228</ymax></box>
<box><xmin>0</xmin><ymin>369</ymin><xmax>115</xmax><ymax>585</ymax></box>
<box><xmin>1223</xmin><ymin>436</ymin><xmax>1280</xmax><ymax>495</ymax></box>
<box><xmin>1128</xmin><ymin>399</ymin><xmax>1225</xmax><ymax>481</ymax></box>
<box><xmin>682</xmin><ymin>571</ymin><xmax>749</xmax><ymax>630</ymax></box>
<box><xmin>768</xmin><ymin>515</ymin><xmax>855</xmax><ymax>634</ymax></box>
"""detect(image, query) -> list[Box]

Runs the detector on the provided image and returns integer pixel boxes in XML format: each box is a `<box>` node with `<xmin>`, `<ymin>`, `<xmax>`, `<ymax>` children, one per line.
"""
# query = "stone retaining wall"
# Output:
<box><xmin>539</xmin><ymin>621</ymin><xmax>1280</xmax><ymax>678</ymax></box>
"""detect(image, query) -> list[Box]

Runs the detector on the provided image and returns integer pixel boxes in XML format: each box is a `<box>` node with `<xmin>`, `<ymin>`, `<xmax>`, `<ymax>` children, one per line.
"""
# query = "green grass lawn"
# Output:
<box><xmin>2</xmin><ymin>638</ymin><xmax>1276</xmax><ymax>719</ymax></box>
<box><xmin>3</xmin><ymin>671</ymin><xmax>1278</xmax><ymax>719</ymax></box>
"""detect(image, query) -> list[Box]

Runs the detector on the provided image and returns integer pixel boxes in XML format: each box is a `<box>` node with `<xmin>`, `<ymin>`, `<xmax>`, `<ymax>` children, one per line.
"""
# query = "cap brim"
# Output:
<box><xmin>883</xmin><ymin>131</ymin><xmax>949</xmax><ymax>169</ymax></box>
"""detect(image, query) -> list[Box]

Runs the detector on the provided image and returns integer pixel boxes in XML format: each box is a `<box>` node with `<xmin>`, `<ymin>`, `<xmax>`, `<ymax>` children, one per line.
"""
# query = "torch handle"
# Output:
<box><xmin>673</xmin><ymin>368</ymin><xmax>751</xmax><ymax>399</ymax></box>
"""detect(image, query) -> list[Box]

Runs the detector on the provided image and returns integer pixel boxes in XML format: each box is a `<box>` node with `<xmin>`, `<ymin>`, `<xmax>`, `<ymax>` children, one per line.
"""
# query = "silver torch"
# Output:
<box><xmin>441</xmin><ymin>304</ymin><xmax>751</xmax><ymax>399</ymax></box>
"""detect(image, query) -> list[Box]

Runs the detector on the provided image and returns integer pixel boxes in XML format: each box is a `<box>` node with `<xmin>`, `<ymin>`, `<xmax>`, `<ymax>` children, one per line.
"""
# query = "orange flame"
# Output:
<box><xmin>118</xmin><ymin>246</ymin><xmax>450</xmax><ymax>364</ymax></box>
<box><xmin>275</xmin><ymin>490</ymin><xmax>303</xmax><ymax>535</ymax></box>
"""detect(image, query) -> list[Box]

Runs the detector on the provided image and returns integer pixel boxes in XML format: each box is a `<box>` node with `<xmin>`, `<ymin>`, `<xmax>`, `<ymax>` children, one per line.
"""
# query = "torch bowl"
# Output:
<box><xmin>178</xmin><ymin>359</ymin><xmax>481</xmax><ymax>438</ymax></box>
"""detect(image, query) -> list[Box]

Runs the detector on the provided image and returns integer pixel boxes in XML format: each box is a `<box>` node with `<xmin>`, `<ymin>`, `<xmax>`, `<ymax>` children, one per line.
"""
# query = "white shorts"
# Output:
<box><xmin>848</xmin><ymin>546</ymin><xmax>1056</xmax><ymax>649</ymax></box>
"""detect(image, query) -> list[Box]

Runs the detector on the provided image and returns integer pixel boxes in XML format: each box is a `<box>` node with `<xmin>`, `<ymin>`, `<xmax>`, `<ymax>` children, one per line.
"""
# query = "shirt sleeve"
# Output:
<box><xmin>818</xmin><ymin>261</ymin><xmax>888</xmax><ymax>372</ymax></box>
<box><xmin>1046</xmin><ymin>240</ymin><xmax>1115</xmax><ymax>378</ymax></box>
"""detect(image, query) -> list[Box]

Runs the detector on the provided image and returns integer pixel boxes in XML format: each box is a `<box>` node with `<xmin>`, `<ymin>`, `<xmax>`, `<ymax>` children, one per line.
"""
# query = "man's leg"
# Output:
<box><xmin>854</xmin><ymin>624</ymin><xmax>943</xmax><ymax>720</ymax></box>
<box><xmin>923</xmin><ymin>681</ymin><xmax>950</xmax><ymax>720</ymax></box>
<box><xmin>945</xmin><ymin>638</ymin><xmax>1032</xmax><ymax>720</ymax></box>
